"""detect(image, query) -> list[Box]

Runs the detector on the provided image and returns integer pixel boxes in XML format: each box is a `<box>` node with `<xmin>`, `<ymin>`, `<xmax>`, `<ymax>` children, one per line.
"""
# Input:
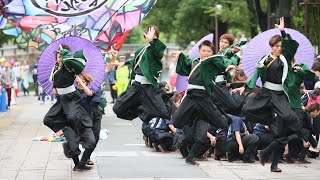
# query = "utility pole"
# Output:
<box><xmin>215</xmin><ymin>14</ymin><xmax>218</xmax><ymax>53</ymax></box>
<box><xmin>214</xmin><ymin>4</ymin><xmax>222</xmax><ymax>54</ymax></box>
<box><xmin>304</xmin><ymin>0</ymin><xmax>309</xmax><ymax>37</ymax></box>
<box><xmin>267</xmin><ymin>0</ymin><xmax>271</xmax><ymax>29</ymax></box>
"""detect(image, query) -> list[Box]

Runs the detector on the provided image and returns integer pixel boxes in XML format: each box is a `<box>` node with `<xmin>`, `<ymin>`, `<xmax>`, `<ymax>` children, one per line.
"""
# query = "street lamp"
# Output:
<box><xmin>215</xmin><ymin>4</ymin><xmax>222</xmax><ymax>53</ymax></box>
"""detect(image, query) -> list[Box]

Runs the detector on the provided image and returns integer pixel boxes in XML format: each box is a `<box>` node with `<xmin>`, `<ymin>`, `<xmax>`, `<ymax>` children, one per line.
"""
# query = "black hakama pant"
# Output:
<box><xmin>113</xmin><ymin>81</ymin><xmax>173</xmax><ymax>121</ymax></box>
<box><xmin>172</xmin><ymin>89</ymin><xmax>229</xmax><ymax>129</ymax></box>
<box><xmin>43</xmin><ymin>91</ymin><xmax>95</xmax><ymax>159</ymax></box>
<box><xmin>211</xmin><ymin>83</ymin><xmax>247</xmax><ymax>116</ymax></box>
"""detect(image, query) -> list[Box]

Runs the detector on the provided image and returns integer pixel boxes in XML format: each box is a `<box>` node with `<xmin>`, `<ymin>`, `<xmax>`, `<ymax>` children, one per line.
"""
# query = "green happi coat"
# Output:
<box><xmin>176</xmin><ymin>53</ymin><xmax>231</xmax><ymax>96</ymax></box>
<box><xmin>126</xmin><ymin>39</ymin><xmax>166</xmax><ymax>88</ymax></box>
<box><xmin>244</xmin><ymin>33</ymin><xmax>301</xmax><ymax>107</ymax></box>
<box><xmin>288</xmin><ymin>63</ymin><xmax>315</xmax><ymax>108</ymax></box>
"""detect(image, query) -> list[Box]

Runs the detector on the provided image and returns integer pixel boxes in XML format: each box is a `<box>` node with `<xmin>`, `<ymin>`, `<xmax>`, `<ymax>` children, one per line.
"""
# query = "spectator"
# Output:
<box><xmin>0</xmin><ymin>62</ymin><xmax>14</xmax><ymax>110</ymax></box>
<box><xmin>115</xmin><ymin>55</ymin><xmax>130</xmax><ymax>96</ymax></box>
<box><xmin>227</xmin><ymin>114</ymin><xmax>258</xmax><ymax>163</ymax></box>
<box><xmin>20</xmin><ymin>61</ymin><xmax>30</xmax><ymax>96</ymax></box>
<box><xmin>12</xmin><ymin>62</ymin><xmax>21</xmax><ymax>96</ymax></box>
<box><xmin>32</xmin><ymin>64</ymin><xmax>39</xmax><ymax>96</ymax></box>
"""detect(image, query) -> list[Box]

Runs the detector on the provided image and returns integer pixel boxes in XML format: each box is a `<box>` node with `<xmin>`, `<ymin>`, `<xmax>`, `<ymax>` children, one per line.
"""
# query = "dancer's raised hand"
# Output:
<box><xmin>232</xmin><ymin>86</ymin><xmax>245</xmax><ymax>95</ymax></box>
<box><xmin>144</xmin><ymin>27</ymin><xmax>156</xmax><ymax>42</ymax></box>
<box><xmin>170</xmin><ymin>51</ymin><xmax>182</xmax><ymax>57</ymax></box>
<box><xmin>275</xmin><ymin>17</ymin><xmax>285</xmax><ymax>31</ymax></box>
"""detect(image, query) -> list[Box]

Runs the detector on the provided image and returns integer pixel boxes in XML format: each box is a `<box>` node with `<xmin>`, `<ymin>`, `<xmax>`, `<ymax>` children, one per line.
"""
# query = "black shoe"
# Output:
<box><xmin>179</xmin><ymin>148</ymin><xmax>188</xmax><ymax>158</ymax></box>
<box><xmin>285</xmin><ymin>155</ymin><xmax>295</xmax><ymax>164</ymax></box>
<box><xmin>257</xmin><ymin>150</ymin><xmax>266</xmax><ymax>166</ymax></box>
<box><xmin>62</xmin><ymin>142</ymin><xmax>72</xmax><ymax>158</ymax></box>
<box><xmin>271</xmin><ymin>166</ymin><xmax>282</xmax><ymax>172</ymax></box>
<box><xmin>194</xmin><ymin>156</ymin><xmax>208</xmax><ymax>161</ymax></box>
<box><xmin>87</xmin><ymin>160</ymin><xmax>94</xmax><ymax>166</ymax></box>
<box><xmin>298</xmin><ymin>159</ymin><xmax>311</xmax><ymax>164</ymax></box>
<box><xmin>152</xmin><ymin>143</ymin><xmax>160</xmax><ymax>152</ymax></box>
<box><xmin>73</xmin><ymin>163</ymin><xmax>93</xmax><ymax>171</ymax></box>
<box><xmin>243</xmin><ymin>158</ymin><xmax>255</xmax><ymax>163</ymax></box>
<box><xmin>157</xmin><ymin>144</ymin><xmax>169</xmax><ymax>153</ymax></box>
<box><xmin>227</xmin><ymin>152</ymin><xmax>235</xmax><ymax>162</ymax></box>
<box><xmin>185</xmin><ymin>157</ymin><xmax>199</xmax><ymax>165</ymax></box>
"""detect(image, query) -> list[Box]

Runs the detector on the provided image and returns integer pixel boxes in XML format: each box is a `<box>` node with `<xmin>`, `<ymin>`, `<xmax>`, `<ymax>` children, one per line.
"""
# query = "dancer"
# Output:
<box><xmin>43</xmin><ymin>45</ymin><xmax>96</xmax><ymax>171</ymax></box>
<box><xmin>76</xmin><ymin>72</ymin><xmax>104</xmax><ymax>165</ymax></box>
<box><xmin>233</xmin><ymin>17</ymin><xmax>300</xmax><ymax>172</ymax></box>
<box><xmin>210</xmin><ymin>34</ymin><xmax>247</xmax><ymax>116</ymax></box>
<box><xmin>171</xmin><ymin>40</ymin><xmax>231</xmax><ymax>128</ymax></box>
<box><xmin>113</xmin><ymin>25</ymin><xmax>173</xmax><ymax>121</ymax></box>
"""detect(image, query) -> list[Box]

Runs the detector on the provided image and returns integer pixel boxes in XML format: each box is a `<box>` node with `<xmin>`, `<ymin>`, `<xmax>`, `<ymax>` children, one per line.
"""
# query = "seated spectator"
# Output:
<box><xmin>307</xmin><ymin>88</ymin><xmax>320</xmax><ymax>105</ymax></box>
<box><xmin>227</xmin><ymin>114</ymin><xmax>258</xmax><ymax>163</ymax></box>
<box><xmin>148</xmin><ymin>117</ymin><xmax>174</xmax><ymax>153</ymax></box>
<box><xmin>183</xmin><ymin>120</ymin><xmax>212</xmax><ymax>165</ymax></box>
<box><xmin>305</xmin><ymin>102</ymin><xmax>320</xmax><ymax>144</ymax></box>
<box><xmin>208</xmin><ymin>126</ymin><xmax>229</xmax><ymax>160</ymax></box>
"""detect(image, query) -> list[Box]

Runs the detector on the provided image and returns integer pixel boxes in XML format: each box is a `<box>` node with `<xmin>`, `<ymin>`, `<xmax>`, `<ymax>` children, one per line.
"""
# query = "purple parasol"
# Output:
<box><xmin>242</xmin><ymin>28</ymin><xmax>314</xmax><ymax>87</ymax></box>
<box><xmin>176</xmin><ymin>34</ymin><xmax>214</xmax><ymax>93</ymax></box>
<box><xmin>38</xmin><ymin>36</ymin><xmax>105</xmax><ymax>96</ymax></box>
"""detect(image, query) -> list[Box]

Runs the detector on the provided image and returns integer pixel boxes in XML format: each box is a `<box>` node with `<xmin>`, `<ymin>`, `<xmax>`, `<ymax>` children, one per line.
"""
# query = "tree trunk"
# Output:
<box><xmin>255</xmin><ymin>0</ymin><xmax>268</xmax><ymax>31</ymax></box>
<box><xmin>279</xmin><ymin>0</ymin><xmax>292</xmax><ymax>28</ymax></box>
<box><xmin>246</xmin><ymin>0</ymin><xmax>258</xmax><ymax>37</ymax></box>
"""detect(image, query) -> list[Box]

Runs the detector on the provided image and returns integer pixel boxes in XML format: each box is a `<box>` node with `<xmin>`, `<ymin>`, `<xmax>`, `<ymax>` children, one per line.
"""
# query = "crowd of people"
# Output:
<box><xmin>0</xmin><ymin>60</ymin><xmax>34</xmax><ymax>111</ymax></box>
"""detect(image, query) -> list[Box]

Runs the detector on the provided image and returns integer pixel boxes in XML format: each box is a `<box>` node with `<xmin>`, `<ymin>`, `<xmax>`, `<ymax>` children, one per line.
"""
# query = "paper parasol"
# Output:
<box><xmin>0</xmin><ymin>57</ymin><xmax>6</xmax><ymax>62</ymax></box>
<box><xmin>8</xmin><ymin>59</ymin><xmax>15</xmax><ymax>65</ymax></box>
<box><xmin>242</xmin><ymin>28</ymin><xmax>314</xmax><ymax>87</ymax></box>
<box><xmin>176</xmin><ymin>34</ymin><xmax>214</xmax><ymax>93</ymax></box>
<box><xmin>38</xmin><ymin>36</ymin><xmax>105</xmax><ymax>96</ymax></box>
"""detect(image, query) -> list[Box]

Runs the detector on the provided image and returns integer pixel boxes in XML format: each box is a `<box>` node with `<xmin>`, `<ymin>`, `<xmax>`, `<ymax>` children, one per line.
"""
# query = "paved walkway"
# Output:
<box><xmin>0</xmin><ymin>95</ymin><xmax>320</xmax><ymax>180</ymax></box>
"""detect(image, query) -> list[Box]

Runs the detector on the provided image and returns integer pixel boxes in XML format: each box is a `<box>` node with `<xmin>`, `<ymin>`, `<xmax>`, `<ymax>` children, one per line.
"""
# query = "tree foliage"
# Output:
<box><xmin>0</xmin><ymin>31</ymin><xmax>14</xmax><ymax>47</ymax></box>
<box><xmin>129</xmin><ymin>0</ymin><xmax>253</xmax><ymax>48</ymax></box>
<box><xmin>292</xmin><ymin>0</ymin><xmax>320</xmax><ymax>52</ymax></box>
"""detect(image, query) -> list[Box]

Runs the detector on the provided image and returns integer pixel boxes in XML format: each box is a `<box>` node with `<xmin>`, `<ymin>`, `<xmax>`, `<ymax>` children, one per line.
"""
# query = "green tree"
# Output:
<box><xmin>126</xmin><ymin>0</ymin><xmax>178</xmax><ymax>44</ymax></box>
<box><xmin>292</xmin><ymin>0</ymin><xmax>320</xmax><ymax>52</ymax></box>
<box><xmin>125</xmin><ymin>26</ymin><xmax>145</xmax><ymax>44</ymax></box>
<box><xmin>0</xmin><ymin>31</ymin><xmax>14</xmax><ymax>47</ymax></box>
<box><xmin>205</xmin><ymin>0</ymin><xmax>251</xmax><ymax>37</ymax></box>
<box><xmin>131</xmin><ymin>0</ymin><xmax>252</xmax><ymax>48</ymax></box>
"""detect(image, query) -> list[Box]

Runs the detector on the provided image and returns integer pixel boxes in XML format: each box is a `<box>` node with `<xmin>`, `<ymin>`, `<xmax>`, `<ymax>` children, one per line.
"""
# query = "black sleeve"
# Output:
<box><xmin>281</xmin><ymin>30</ymin><xmax>286</xmax><ymax>38</ymax></box>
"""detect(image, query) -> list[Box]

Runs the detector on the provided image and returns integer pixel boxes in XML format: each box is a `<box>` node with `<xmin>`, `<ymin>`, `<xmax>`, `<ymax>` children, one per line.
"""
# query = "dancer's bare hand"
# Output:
<box><xmin>225</xmin><ymin>65</ymin><xmax>237</xmax><ymax>72</ymax></box>
<box><xmin>293</xmin><ymin>66</ymin><xmax>302</xmax><ymax>72</ymax></box>
<box><xmin>111</xmin><ymin>62</ymin><xmax>125</xmax><ymax>67</ymax></box>
<box><xmin>275</xmin><ymin>17</ymin><xmax>285</xmax><ymax>31</ymax></box>
<box><xmin>170</xmin><ymin>51</ymin><xmax>182</xmax><ymax>57</ymax></box>
<box><xmin>144</xmin><ymin>27</ymin><xmax>156</xmax><ymax>42</ymax></box>
<box><xmin>232</xmin><ymin>87</ymin><xmax>245</xmax><ymax>95</ymax></box>
<box><xmin>232</xmin><ymin>46</ymin><xmax>241</xmax><ymax>53</ymax></box>
<box><xmin>53</xmin><ymin>88</ymin><xmax>57</xmax><ymax>96</ymax></box>
<box><xmin>75</xmin><ymin>76</ymin><xmax>83</xmax><ymax>86</ymax></box>
<box><xmin>111</xmin><ymin>50</ymin><xmax>118</xmax><ymax>59</ymax></box>
<box><xmin>105</xmin><ymin>62</ymin><xmax>116</xmax><ymax>73</ymax></box>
